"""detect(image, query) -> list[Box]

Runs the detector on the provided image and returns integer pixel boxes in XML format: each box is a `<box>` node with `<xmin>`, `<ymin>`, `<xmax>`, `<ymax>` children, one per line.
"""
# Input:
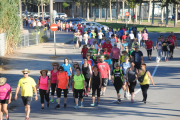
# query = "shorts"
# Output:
<box><xmin>74</xmin><ymin>89</ymin><xmax>83</xmax><ymax>99</ymax></box>
<box><xmin>74</xmin><ymin>41</ymin><xmax>77</xmax><ymax>44</ymax></box>
<box><xmin>0</xmin><ymin>99</ymin><xmax>8</xmax><ymax>104</ymax></box>
<box><xmin>135</xmin><ymin>63</ymin><xmax>141</xmax><ymax>70</ymax></box>
<box><xmin>102</xmin><ymin>78</ymin><xmax>108</xmax><ymax>87</ymax></box>
<box><xmin>21</xmin><ymin>97</ymin><xmax>32</xmax><ymax>106</ymax></box>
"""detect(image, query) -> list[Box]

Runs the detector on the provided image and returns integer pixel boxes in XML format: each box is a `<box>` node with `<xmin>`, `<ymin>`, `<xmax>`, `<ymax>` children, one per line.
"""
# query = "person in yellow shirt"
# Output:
<box><xmin>120</xmin><ymin>51</ymin><xmax>129</xmax><ymax>64</ymax></box>
<box><xmin>14</xmin><ymin>69</ymin><xmax>38</xmax><ymax>120</ymax></box>
<box><xmin>138</xmin><ymin>63</ymin><xmax>155</xmax><ymax>104</ymax></box>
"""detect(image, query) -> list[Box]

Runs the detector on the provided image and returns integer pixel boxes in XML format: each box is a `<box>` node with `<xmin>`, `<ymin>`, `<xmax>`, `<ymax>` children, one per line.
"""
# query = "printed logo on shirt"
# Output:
<box><xmin>3</xmin><ymin>88</ymin><xmax>6</xmax><ymax>90</ymax></box>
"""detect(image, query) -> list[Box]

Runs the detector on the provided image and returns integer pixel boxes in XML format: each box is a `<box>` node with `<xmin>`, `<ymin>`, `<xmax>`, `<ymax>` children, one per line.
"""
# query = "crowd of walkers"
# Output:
<box><xmin>0</xmin><ymin>22</ymin><xmax>177</xmax><ymax>120</ymax></box>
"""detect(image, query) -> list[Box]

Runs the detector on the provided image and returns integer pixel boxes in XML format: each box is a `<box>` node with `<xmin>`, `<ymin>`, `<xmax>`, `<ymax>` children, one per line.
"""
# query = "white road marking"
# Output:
<box><xmin>128</xmin><ymin>65</ymin><xmax>159</xmax><ymax>96</ymax></box>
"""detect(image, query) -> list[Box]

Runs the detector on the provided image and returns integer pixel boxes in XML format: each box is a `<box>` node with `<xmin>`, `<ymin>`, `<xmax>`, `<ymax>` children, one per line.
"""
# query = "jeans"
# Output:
<box><xmin>157</xmin><ymin>49</ymin><xmax>162</xmax><ymax>58</ymax></box>
<box><xmin>164</xmin><ymin>51</ymin><xmax>169</xmax><ymax>59</ymax></box>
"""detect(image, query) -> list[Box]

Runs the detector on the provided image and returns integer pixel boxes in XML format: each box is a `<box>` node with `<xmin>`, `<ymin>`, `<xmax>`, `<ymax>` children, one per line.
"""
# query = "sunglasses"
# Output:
<box><xmin>116</xmin><ymin>66</ymin><xmax>120</xmax><ymax>67</ymax></box>
<box><xmin>23</xmin><ymin>73</ymin><xmax>28</xmax><ymax>74</ymax></box>
<box><xmin>125</xmin><ymin>48</ymin><xmax>128</xmax><ymax>49</ymax></box>
<box><xmin>53</xmin><ymin>65</ymin><xmax>57</xmax><ymax>66</ymax></box>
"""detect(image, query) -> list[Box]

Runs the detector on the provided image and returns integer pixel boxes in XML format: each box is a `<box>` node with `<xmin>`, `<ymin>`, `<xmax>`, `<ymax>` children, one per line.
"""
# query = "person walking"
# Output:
<box><xmin>97</xmin><ymin>56</ymin><xmax>111</xmax><ymax>96</ymax></box>
<box><xmin>15</xmin><ymin>69</ymin><xmax>38</xmax><ymax>120</ymax></box>
<box><xmin>102</xmin><ymin>39</ymin><xmax>113</xmax><ymax>53</ymax></box>
<box><xmin>162</xmin><ymin>38</ymin><xmax>171</xmax><ymax>61</ymax></box>
<box><xmin>137</xmin><ymin>31</ymin><xmax>142</xmax><ymax>47</ymax></box>
<box><xmin>139</xmin><ymin>63</ymin><xmax>155</xmax><ymax>104</ymax></box>
<box><xmin>0</xmin><ymin>77</ymin><xmax>12</xmax><ymax>120</ymax></box>
<box><xmin>55</xmin><ymin>66</ymin><xmax>69</xmax><ymax>109</ymax></box>
<box><xmin>57</xmin><ymin>20</ymin><xmax>61</xmax><ymax>31</ymax></box>
<box><xmin>81</xmin><ymin>45</ymin><xmax>89</xmax><ymax>59</ymax></box>
<box><xmin>36</xmin><ymin>69</ymin><xmax>50</xmax><ymax>111</ymax></box>
<box><xmin>72</xmin><ymin>67</ymin><xmax>85</xmax><ymax>109</ymax></box>
<box><xmin>126</xmin><ymin>62</ymin><xmax>138</xmax><ymax>102</ymax></box>
<box><xmin>156</xmin><ymin>37</ymin><xmax>162</xmax><ymax>62</ymax></box>
<box><xmin>62</xmin><ymin>58</ymin><xmax>72</xmax><ymax>92</ymax></box>
<box><xmin>112</xmin><ymin>62</ymin><xmax>125</xmax><ymax>104</ymax></box>
<box><xmin>131</xmin><ymin>46</ymin><xmax>143</xmax><ymax>73</ymax></box>
<box><xmin>81</xmin><ymin>58</ymin><xmax>92</xmax><ymax>97</ymax></box>
<box><xmin>142</xmin><ymin>30</ymin><xmax>148</xmax><ymax>47</ymax></box>
<box><xmin>120</xmin><ymin>56</ymin><xmax>131</xmax><ymax>99</ymax></box>
<box><xmin>145</xmin><ymin>37</ymin><xmax>154</xmax><ymax>60</ymax></box>
<box><xmin>50</xmin><ymin>62</ymin><xmax>59</xmax><ymax>103</ymax></box>
<box><xmin>168</xmin><ymin>35</ymin><xmax>175</xmax><ymax>59</ymax></box>
<box><xmin>89</xmin><ymin>65</ymin><xmax>102</xmax><ymax>106</ymax></box>
<box><xmin>111</xmin><ymin>43</ymin><xmax>120</xmax><ymax>70</ymax></box>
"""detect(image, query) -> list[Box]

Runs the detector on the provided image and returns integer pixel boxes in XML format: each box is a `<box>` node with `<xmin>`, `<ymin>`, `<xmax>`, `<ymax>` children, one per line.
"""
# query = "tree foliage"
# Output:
<box><xmin>0</xmin><ymin>0</ymin><xmax>20</xmax><ymax>54</ymax></box>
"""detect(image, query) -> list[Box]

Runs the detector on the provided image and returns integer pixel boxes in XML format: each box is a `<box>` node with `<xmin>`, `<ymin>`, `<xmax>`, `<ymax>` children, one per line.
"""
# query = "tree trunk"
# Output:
<box><xmin>135</xmin><ymin>4</ymin><xmax>137</xmax><ymax>22</ymax></box>
<box><xmin>105</xmin><ymin>5</ymin><xmax>108</xmax><ymax>22</ymax></box>
<box><xmin>116</xmin><ymin>0</ymin><xmax>118</xmax><ymax>22</ymax></box>
<box><xmin>110</xmin><ymin>0</ymin><xmax>112</xmax><ymax>21</ymax></box>
<box><xmin>99</xmin><ymin>5</ymin><xmax>101</xmax><ymax>20</ymax></box>
<box><xmin>72</xmin><ymin>2</ymin><xmax>74</xmax><ymax>18</ymax></box>
<box><xmin>94</xmin><ymin>6</ymin><xmax>97</xmax><ymax>22</ymax></box>
<box><xmin>87</xmin><ymin>3</ymin><xmax>89</xmax><ymax>20</ymax></box>
<box><xmin>122</xmin><ymin>1</ymin><xmax>125</xmax><ymax>19</ymax></box>
<box><xmin>148</xmin><ymin>0</ymin><xmax>152</xmax><ymax>22</ymax></box>
<box><xmin>165</xmin><ymin>2</ymin><xmax>168</xmax><ymax>26</ymax></box>
<box><xmin>151</xmin><ymin>0</ymin><xmax>155</xmax><ymax>25</ymax></box>
<box><xmin>174</xmin><ymin>3</ymin><xmax>177</xmax><ymax>27</ymax></box>
<box><xmin>139</xmin><ymin>3</ymin><xmax>142</xmax><ymax>24</ymax></box>
<box><xmin>38</xmin><ymin>5</ymin><xmax>40</xmax><ymax>17</ymax></box>
<box><xmin>118</xmin><ymin>1</ymin><xmax>120</xmax><ymax>19</ymax></box>
<box><xmin>19</xmin><ymin>0</ymin><xmax>23</xmax><ymax>30</ymax></box>
<box><xmin>161</xmin><ymin>7</ymin><xmax>164</xmax><ymax>22</ymax></box>
<box><xmin>50</xmin><ymin>0</ymin><xmax>53</xmax><ymax>38</ymax></box>
<box><xmin>41</xmin><ymin>0</ymin><xmax>44</xmax><ymax>27</ymax></box>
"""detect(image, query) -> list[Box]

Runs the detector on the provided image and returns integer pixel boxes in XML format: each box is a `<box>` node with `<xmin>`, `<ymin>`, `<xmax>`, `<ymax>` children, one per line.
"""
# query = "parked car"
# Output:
<box><xmin>57</xmin><ymin>13</ymin><xmax>67</xmax><ymax>19</ymax></box>
<box><xmin>65</xmin><ymin>18</ymin><xmax>86</xmax><ymax>24</ymax></box>
<box><xmin>55</xmin><ymin>18</ymin><xmax>65</xmax><ymax>23</ymax></box>
<box><xmin>81</xmin><ymin>22</ymin><xmax>109</xmax><ymax>32</ymax></box>
<box><xmin>172</xmin><ymin>13</ymin><xmax>180</xmax><ymax>20</ymax></box>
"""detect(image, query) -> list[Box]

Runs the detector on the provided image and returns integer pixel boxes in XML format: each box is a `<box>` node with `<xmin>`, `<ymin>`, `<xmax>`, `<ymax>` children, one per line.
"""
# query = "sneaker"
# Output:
<box><xmin>167</xmin><ymin>58</ymin><xmax>169</xmax><ymax>61</ymax></box>
<box><xmin>81</xmin><ymin>102</ymin><xmax>84</xmax><ymax>107</ymax></box>
<box><xmin>74</xmin><ymin>105</ymin><xmax>79</xmax><ymax>109</ymax></box>
<box><xmin>144</xmin><ymin>101</ymin><xmax>146</xmax><ymax>104</ymax></box>
<box><xmin>97</xmin><ymin>102</ymin><xmax>100</xmax><ymax>106</ymax></box>
<box><xmin>90</xmin><ymin>103</ymin><xmax>95</xmax><ymax>107</ymax></box>
<box><xmin>102</xmin><ymin>92</ymin><xmax>105</xmax><ymax>96</ymax></box>
<box><xmin>50</xmin><ymin>100</ymin><xmax>54</xmax><ymax>103</ymax></box>
<box><xmin>6</xmin><ymin>115</ymin><xmax>9</xmax><ymax>120</ymax></box>
<box><xmin>47</xmin><ymin>103</ymin><xmax>49</xmax><ymax>108</ymax></box>
<box><xmin>25</xmin><ymin>117</ymin><xmax>30</xmax><ymax>120</ymax></box>
<box><xmin>41</xmin><ymin>107</ymin><xmax>44</xmax><ymax>111</ymax></box>
<box><xmin>55</xmin><ymin>104</ymin><xmax>60</xmax><ymax>109</ymax></box>
<box><xmin>131</xmin><ymin>99</ymin><xmax>134</xmax><ymax>103</ymax></box>
<box><xmin>64</xmin><ymin>103</ymin><xmax>67</xmax><ymax>108</ymax></box>
<box><xmin>117</xmin><ymin>99</ymin><xmax>121</xmax><ymax>104</ymax></box>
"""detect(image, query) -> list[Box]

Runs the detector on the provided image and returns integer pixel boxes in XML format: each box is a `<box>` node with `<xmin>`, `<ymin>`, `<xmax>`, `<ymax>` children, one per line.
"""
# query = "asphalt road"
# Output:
<box><xmin>1</xmin><ymin>31</ymin><xmax>180</xmax><ymax>120</ymax></box>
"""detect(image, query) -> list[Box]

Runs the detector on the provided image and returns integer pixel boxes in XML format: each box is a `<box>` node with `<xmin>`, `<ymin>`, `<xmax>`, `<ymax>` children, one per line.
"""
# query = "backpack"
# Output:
<box><xmin>112</xmin><ymin>69</ymin><xmax>123</xmax><ymax>82</ymax></box>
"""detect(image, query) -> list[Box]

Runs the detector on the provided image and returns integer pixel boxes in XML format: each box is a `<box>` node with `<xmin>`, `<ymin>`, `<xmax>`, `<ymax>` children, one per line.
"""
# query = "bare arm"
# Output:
<box><xmin>47</xmin><ymin>80</ymin><xmax>51</xmax><ymax>91</ymax></box>
<box><xmin>99</xmin><ymin>73</ymin><xmax>102</xmax><ymax>88</ymax></box>
<box><xmin>147</xmin><ymin>71</ymin><xmax>155</xmax><ymax>86</ymax></box>
<box><xmin>8</xmin><ymin>91</ymin><xmax>12</xmax><ymax>104</ymax></box>
<box><xmin>89</xmin><ymin>64</ymin><xmax>92</xmax><ymax>75</ymax></box>
<box><xmin>89</xmin><ymin>73</ymin><xmax>93</xmax><ymax>88</ymax></box>
<box><xmin>141</xmin><ymin>56</ymin><xmax>143</xmax><ymax>64</ymax></box>
<box><xmin>14</xmin><ymin>86</ymin><xmax>20</xmax><ymax>100</ymax></box>
<box><xmin>36</xmin><ymin>80</ymin><xmax>40</xmax><ymax>89</ymax></box>
<box><xmin>33</xmin><ymin>86</ymin><xmax>38</xmax><ymax>101</ymax></box>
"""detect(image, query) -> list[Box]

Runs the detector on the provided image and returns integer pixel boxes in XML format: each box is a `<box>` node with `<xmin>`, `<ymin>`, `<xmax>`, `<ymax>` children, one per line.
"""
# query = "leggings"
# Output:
<box><xmin>78</xmin><ymin>41</ymin><xmax>82</xmax><ymax>48</ymax></box>
<box><xmin>39</xmin><ymin>89</ymin><xmax>49</xmax><ymax>104</ymax></box>
<box><xmin>169</xmin><ymin>46</ymin><xmax>174</xmax><ymax>56</ymax></box>
<box><xmin>163</xmin><ymin>51</ymin><xmax>169</xmax><ymax>59</ymax></box>
<box><xmin>51</xmin><ymin>83</ymin><xmax>57</xmax><ymax>96</ymax></box>
<box><xmin>147</xmin><ymin>49</ymin><xmax>152</xmax><ymax>57</ymax></box>
<box><xmin>74</xmin><ymin>89</ymin><xmax>83</xmax><ymax>98</ymax></box>
<box><xmin>92</xmin><ymin>84</ymin><xmax>101</xmax><ymax>97</ymax></box>
<box><xmin>114</xmin><ymin>81</ymin><xmax>123</xmax><ymax>94</ymax></box>
<box><xmin>83</xmin><ymin>77</ymin><xmax>90</xmax><ymax>94</ymax></box>
<box><xmin>128</xmin><ymin>81</ymin><xmax>137</xmax><ymax>93</ymax></box>
<box><xmin>57</xmin><ymin>88</ymin><xmax>68</xmax><ymax>98</ymax></box>
<box><xmin>140</xmin><ymin>84</ymin><xmax>149</xmax><ymax>101</ymax></box>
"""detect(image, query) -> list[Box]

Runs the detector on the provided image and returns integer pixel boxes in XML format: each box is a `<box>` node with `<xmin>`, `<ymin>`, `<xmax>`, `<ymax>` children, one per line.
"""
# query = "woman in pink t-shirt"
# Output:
<box><xmin>168</xmin><ymin>35</ymin><xmax>175</xmax><ymax>59</ymax></box>
<box><xmin>50</xmin><ymin>62</ymin><xmax>59</xmax><ymax>103</ymax></box>
<box><xmin>142</xmin><ymin>30</ymin><xmax>148</xmax><ymax>47</ymax></box>
<box><xmin>0</xmin><ymin>77</ymin><xmax>12</xmax><ymax>120</ymax></box>
<box><xmin>36</xmin><ymin>70</ymin><xmax>50</xmax><ymax>110</ymax></box>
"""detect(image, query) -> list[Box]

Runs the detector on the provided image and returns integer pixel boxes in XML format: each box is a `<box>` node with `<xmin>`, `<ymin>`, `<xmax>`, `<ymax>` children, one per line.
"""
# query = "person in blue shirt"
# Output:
<box><xmin>62</xmin><ymin>58</ymin><xmax>72</xmax><ymax>87</ymax></box>
<box><xmin>122</xmin><ymin>39</ymin><xmax>129</xmax><ymax>51</ymax></box>
<box><xmin>119</xmin><ymin>27</ymin><xmax>124</xmax><ymax>40</ymax></box>
<box><xmin>83</xmin><ymin>25</ymin><xmax>87</xmax><ymax>34</ymax></box>
<box><xmin>120</xmin><ymin>56</ymin><xmax>130</xmax><ymax>99</ymax></box>
<box><xmin>104</xmin><ymin>54</ymin><xmax>112</xmax><ymax>85</ymax></box>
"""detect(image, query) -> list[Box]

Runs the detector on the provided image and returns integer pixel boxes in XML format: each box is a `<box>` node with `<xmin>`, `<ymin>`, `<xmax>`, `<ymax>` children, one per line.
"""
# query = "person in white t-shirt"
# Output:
<box><xmin>69</xmin><ymin>21</ymin><xmax>73</xmax><ymax>32</ymax></box>
<box><xmin>108</xmin><ymin>29</ymin><xmax>113</xmax><ymax>38</ymax></box>
<box><xmin>33</xmin><ymin>20</ymin><xmax>36</xmax><ymax>29</ymax></box>
<box><xmin>83</xmin><ymin>31</ymin><xmax>89</xmax><ymax>45</ymax></box>
<box><xmin>137</xmin><ymin>30</ymin><xmax>142</xmax><ymax>47</ymax></box>
<box><xmin>37</xmin><ymin>20</ymin><xmax>41</xmax><ymax>30</ymax></box>
<box><xmin>98</xmin><ymin>30</ymin><xmax>104</xmax><ymax>44</ymax></box>
<box><xmin>110</xmin><ymin>34</ymin><xmax>115</xmax><ymax>47</ymax></box>
<box><xmin>129</xmin><ymin>31</ymin><xmax>135</xmax><ymax>45</ymax></box>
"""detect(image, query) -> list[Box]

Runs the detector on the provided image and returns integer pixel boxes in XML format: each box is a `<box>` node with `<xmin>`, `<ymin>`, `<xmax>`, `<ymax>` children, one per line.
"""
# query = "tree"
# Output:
<box><xmin>0</xmin><ymin>0</ymin><xmax>20</xmax><ymax>54</ymax></box>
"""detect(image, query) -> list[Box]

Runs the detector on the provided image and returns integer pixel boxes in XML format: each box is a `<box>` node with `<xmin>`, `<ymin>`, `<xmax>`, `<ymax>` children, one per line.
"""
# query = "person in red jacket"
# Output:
<box><xmin>102</xmin><ymin>39</ymin><xmax>112</xmax><ymax>53</ymax></box>
<box><xmin>145</xmin><ymin>37</ymin><xmax>154</xmax><ymax>60</ymax></box>
<box><xmin>81</xmin><ymin>45</ymin><xmax>89</xmax><ymax>59</ymax></box>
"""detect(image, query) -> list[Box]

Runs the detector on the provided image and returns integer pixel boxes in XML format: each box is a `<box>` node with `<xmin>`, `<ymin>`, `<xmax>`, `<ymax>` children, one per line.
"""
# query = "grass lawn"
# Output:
<box><xmin>98</xmin><ymin>22</ymin><xmax>180</xmax><ymax>33</ymax></box>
